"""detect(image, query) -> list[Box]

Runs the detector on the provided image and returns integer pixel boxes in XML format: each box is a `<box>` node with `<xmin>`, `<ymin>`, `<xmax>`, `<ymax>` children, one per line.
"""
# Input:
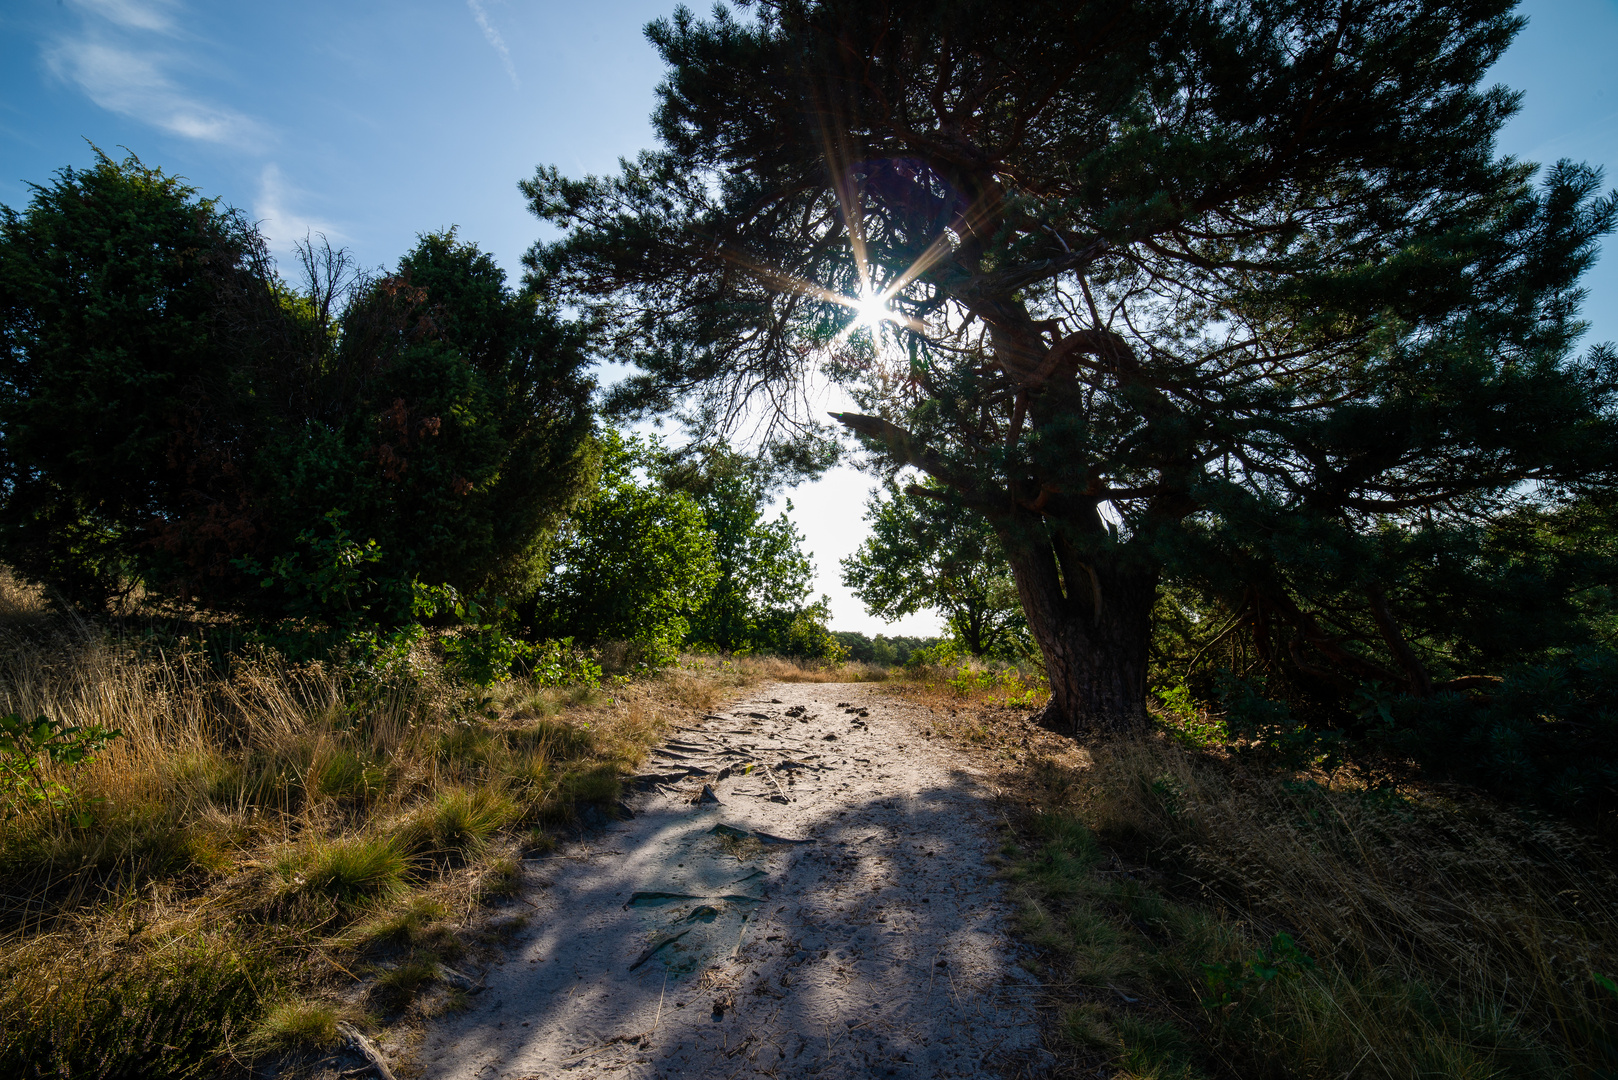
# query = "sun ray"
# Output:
<box><xmin>706</xmin><ymin>85</ymin><xmax>1000</xmax><ymax>352</ymax></box>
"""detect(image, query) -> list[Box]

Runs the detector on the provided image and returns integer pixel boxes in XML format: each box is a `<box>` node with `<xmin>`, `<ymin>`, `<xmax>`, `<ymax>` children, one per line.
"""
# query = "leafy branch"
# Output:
<box><xmin>0</xmin><ymin>713</ymin><xmax>122</xmax><ymax>828</ymax></box>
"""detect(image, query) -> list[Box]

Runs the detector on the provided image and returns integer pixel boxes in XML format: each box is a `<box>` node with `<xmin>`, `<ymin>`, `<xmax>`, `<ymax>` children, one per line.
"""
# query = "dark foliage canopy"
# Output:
<box><xmin>244</xmin><ymin>231</ymin><xmax>598</xmax><ymax>613</ymax></box>
<box><xmin>524</xmin><ymin>0</ymin><xmax>1618</xmax><ymax>730</ymax></box>
<box><xmin>0</xmin><ymin>151</ymin><xmax>265</xmax><ymax>604</ymax></box>
<box><xmin>0</xmin><ymin>154</ymin><xmax>596</xmax><ymax>615</ymax></box>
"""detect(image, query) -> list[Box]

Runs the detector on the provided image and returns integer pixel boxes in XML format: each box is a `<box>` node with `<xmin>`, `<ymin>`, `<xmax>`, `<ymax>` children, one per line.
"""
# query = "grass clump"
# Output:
<box><xmin>312</xmin><ymin>748</ymin><xmax>385</xmax><ymax>802</ymax></box>
<box><xmin>405</xmin><ymin>788</ymin><xmax>521</xmax><ymax>857</ymax></box>
<box><xmin>277</xmin><ymin>834</ymin><xmax>407</xmax><ymax>911</ymax></box>
<box><xmin>535</xmin><ymin>763</ymin><xmax>623</xmax><ymax>824</ymax></box>
<box><xmin>371</xmin><ymin>956</ymin><xmax>441</xmax><ymax>1012</ymax></box>
<box><xmin>507</xmin><ymin>716</ymin><xmax>595</xmax><ymax>761</ymax></box>
<box><xmin>355</xmin><ymin>895</ymin><xmax>451</xmax><ymax>948</ymax></box>
<box><xmin>245</xmin><ymin>999</ymin><xmax>340</xmax><ymax>1054</ymax></box>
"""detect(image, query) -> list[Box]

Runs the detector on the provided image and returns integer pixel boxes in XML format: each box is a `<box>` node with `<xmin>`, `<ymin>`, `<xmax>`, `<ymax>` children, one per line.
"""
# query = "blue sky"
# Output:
<box><xmin>3</xmin><ymin>0</ymin><xmax>1616</xmax><ymax>636</ymax></box>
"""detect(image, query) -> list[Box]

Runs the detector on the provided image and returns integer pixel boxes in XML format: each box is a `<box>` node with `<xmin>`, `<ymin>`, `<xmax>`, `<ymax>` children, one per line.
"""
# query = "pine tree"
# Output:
<box><xmin>524</xmin><ymin>0</ymin><xmax>1618</xmax><ymax>732</ymax></box>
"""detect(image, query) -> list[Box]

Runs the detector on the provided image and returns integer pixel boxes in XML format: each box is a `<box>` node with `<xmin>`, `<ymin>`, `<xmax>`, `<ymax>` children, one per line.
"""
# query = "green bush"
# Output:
<box><xmin>529</xmin><ymin>431</ymin><xmax>717</xmax><ymax>665</ymax></box>
<box><xmin>0</xmin><ymin>153</ymin><xmax>595</xmax><ymax>620</ymax></box>
<box><xmin>1380</xmin><ymin>649</ymin><xmax>1618</xmax><ymax>811</ymax></box>
<box><xmin>244</xmin><ymin>231</ymin><xmax>596</xmax><ymax>611</ymax></box>
<box><xmin>525</xmin><ymin>639</ymin><xmax>602</xmax><ymax>688</ymax></box>
<box><xmin>0</xmin><ymin>150</ymin><xmax>270</xmax><ymax>607</ymax></box>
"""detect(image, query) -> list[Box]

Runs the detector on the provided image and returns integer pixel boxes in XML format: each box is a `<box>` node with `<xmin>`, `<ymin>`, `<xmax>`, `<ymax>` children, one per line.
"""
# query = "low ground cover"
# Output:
<box><xmin>936</xmin><ymin>694</ymin><xmax>1618</xmax><ymax>1079</ymax></box>
<box><xmin>10</xmin><ymin>570</ymin><xmax>1614</xmax><ymax>1080</ymax></box>
<box><xmin>0</xmin><ymin>573</ymin><xmax>868</xmax><ymax>1078</ymax></box>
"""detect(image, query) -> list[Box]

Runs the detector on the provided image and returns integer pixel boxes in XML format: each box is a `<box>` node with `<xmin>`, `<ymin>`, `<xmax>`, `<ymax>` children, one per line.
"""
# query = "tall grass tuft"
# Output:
<box><xmin>244</xmin><ymin>999</ymin><xmax>341</xmax><ymax>1054</ymax></box>
<box><xmin>276</xmin><ymin>834</ymin><xmax>408</xmax><ymax>910</ymax></box>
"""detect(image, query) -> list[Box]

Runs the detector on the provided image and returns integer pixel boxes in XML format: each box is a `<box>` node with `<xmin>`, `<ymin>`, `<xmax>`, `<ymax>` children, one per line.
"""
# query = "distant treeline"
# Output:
<box><xmin>830</xmin><ymin>632</ymin><xmax>940</xmax><ymax>666</ymax></box>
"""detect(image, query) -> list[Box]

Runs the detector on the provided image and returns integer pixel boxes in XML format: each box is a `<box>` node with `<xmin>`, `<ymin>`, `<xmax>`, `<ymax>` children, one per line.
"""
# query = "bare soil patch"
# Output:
<box><xmin>411</xmin><ymin>681</ymin><xmax>1051</xmax><ymax>1079</ymax></box>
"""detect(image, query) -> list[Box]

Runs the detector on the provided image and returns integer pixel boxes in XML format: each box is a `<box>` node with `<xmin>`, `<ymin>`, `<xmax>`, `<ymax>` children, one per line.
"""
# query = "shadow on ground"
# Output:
<box><xmin>414</xmin><ymin>682</ymin><xmax>1050</xmax><ymax>1080</ymax></box>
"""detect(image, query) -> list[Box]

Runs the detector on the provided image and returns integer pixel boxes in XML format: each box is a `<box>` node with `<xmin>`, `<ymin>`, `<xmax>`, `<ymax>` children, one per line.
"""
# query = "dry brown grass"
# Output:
<box><xmin>930</xmin><ymin>687</ymin><xmax>1618</xmax><ymax>1079</ymax></box>
<box><xmin>723</xmin><ymin>653</ymin><xmax>892</xmax><ymax>684</ymax></box>
<box><xmin>1080</xmin><ymin>737</ymin><xmax>1618</xmax><ymax>1076</ymax></box>
<box><xmin>880</xmin><ymin>659</ymin><xmax>1050</xmax><ymax>752</ymax></box>
<box><xmin>0</xmin><ymin>577</ymin><xmax>852</xmax><ymax>1077</ymax></box>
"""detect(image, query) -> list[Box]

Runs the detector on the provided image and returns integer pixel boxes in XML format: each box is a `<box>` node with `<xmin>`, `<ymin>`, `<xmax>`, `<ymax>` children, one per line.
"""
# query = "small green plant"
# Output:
<box><xmin>1583</xmin><ymin>973</ymin><xmax>1618</xmax><ymax>1074</ymax></box>
<box><xmin>1265</xmin><ymin>723</ymin><xmax>1346</xmax><ymax>773</ymax></box>
<box><xmin>999</xmin><ymin>669</ymin><xmax>1048</xmax><ymax>708</ymax></box>
<box><xmin>1201</xmin><ymin>931</ymin><xmax>1317</xmax><ymax>1009</ymax></box>
<box><xmin>426</xmin><ymin>587</ymin><xmax>531</xmax><ymax>686</ymax></box>
<box><xmin>934</xmin><ymin>658</ymin><xmax>1041</xmax><ymax>704</ymax></box>
<box><xmin>947</xmin><ymin>664</ymin><xmax>990</xmax><ymax>695</ymax></box>
<box><xmin>0</xmin><ymin>712</ymin><xmax>121</xmax><ymax>826</ymax></box>
<box><xmin>1154</xmin><ymin>680</ymin><xmax>1228</xmax><ymax>747</ymax></box>
<box><xmin>1351</xmin><ymin>681</ymin><xmax>1398</xmax><ymax>730</ymax></box>
<box><xmin>237</xmin><ymin>511</ymin><xmax>427</xmax><ymax>667</ymax></box>
<box><xmin>527</xmin><ymin>638</ymin><xmax>603</xmax><ymax>688</ymax></box>
<box><xmin>1217</xmin><ymin>673</ymin><xmax>1345</xmax><ymax>771</ymax></box>
<box><xmin>1148</xmin><ymin>771</ymin><xmax>1187</xmax><ymax>820</ymax></box>
<box><xmin>906</xmin><ymin>640</ymin><xmax>963</xmax><ymax>670</ymax></box>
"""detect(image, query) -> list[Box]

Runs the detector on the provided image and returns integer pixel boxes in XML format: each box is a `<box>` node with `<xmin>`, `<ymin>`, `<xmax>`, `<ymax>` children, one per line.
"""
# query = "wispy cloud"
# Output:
<box><xmin>46</xmin><ymin>0</ymin><xmax>266</xmax><ymax>148</ymax></box>
<box><xmin>69</xmin><ymin>0</ymin><xmax>180</xmax><ymax>34</ymax></box>
<box><xmin>45</xmin><ymin>38</ymin><xmax>263</xmax><ymax>146</ymax></box>
<box><xmin>253</xmin><ymin>164</ymin><xmax>342</xmax><ymax>256</ymax></box>
<box><xmin>465</xmin><ymin>0</ymin><xmax>519</xmax><ymax>89</ymax></box>
<box><xmin>68</xmin><ymin>0</ymin><xmax>180</xmax><ymax>34</ymax></box>
<box><xmin>46</xmin><ymin>0</ymin><xmax>344</xmax><ymax>266</ymax></box>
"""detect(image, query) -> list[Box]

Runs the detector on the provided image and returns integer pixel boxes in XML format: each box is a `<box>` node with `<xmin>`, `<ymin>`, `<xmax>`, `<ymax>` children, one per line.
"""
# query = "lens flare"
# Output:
<box><xmin>854</xmin><ymin>288</ymin><xmax>892</xmax><ymax>330</ymax></box>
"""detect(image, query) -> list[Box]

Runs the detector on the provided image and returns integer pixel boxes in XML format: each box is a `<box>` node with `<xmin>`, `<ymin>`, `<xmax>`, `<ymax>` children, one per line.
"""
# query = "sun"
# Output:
<box><xmin>853</xmin><ymin>287</ymin><xmax>892</xmax><ymax>330</ymax></box>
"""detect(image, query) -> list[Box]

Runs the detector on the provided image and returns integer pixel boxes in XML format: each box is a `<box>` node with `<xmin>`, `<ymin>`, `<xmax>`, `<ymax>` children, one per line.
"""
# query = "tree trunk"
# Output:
<box><xmin>1000</xmin><ymin>528</ymin><xmax>1156</xmax><ymax>735</ymax></box>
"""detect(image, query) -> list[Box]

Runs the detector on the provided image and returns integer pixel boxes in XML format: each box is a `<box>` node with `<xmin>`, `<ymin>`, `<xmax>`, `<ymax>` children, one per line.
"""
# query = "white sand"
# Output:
<box><xmin>412</xmin><ymin>681</ymin><xmax>1051</xmax><ymax>1079</ymax></box>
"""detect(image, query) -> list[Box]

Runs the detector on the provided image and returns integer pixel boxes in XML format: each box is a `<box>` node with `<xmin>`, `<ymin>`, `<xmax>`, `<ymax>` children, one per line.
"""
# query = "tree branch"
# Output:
<box><xmin>1367</xmin><ymin>583</ymin><xmax>1434</xmax><ymax>697</ymax></box>
<box><xmin>831</xmin><ymin>412</ymin><xmax>1006</xmax><ymax>511</ymax></box>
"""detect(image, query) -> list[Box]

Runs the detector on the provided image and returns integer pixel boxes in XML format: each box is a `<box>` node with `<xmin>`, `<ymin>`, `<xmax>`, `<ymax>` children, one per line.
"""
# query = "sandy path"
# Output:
<box><xmin>413</xmin><ymin>682</ymin><xmax>1050</xmax><ymax>1079</ymax></box>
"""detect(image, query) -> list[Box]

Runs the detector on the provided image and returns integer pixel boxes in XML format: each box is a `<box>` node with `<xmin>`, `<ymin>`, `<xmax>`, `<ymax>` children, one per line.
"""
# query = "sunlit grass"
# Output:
<box><xmin>0</xmin><ymin>568</ymin><xmax>853</xmax><ymax>1076</ymax></box>
<box><xmin>246</xmin><ymin>998</ymin><xmax>342</xmax><ymax>1053</ymax></box>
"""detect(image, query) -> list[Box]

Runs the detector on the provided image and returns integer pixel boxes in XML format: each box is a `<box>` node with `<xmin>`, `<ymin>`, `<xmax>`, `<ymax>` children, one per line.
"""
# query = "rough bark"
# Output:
<box><xmin>999</xmin><ymin>525</ymin><xmax>1156</xmax><ymax>735</ymax></box>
